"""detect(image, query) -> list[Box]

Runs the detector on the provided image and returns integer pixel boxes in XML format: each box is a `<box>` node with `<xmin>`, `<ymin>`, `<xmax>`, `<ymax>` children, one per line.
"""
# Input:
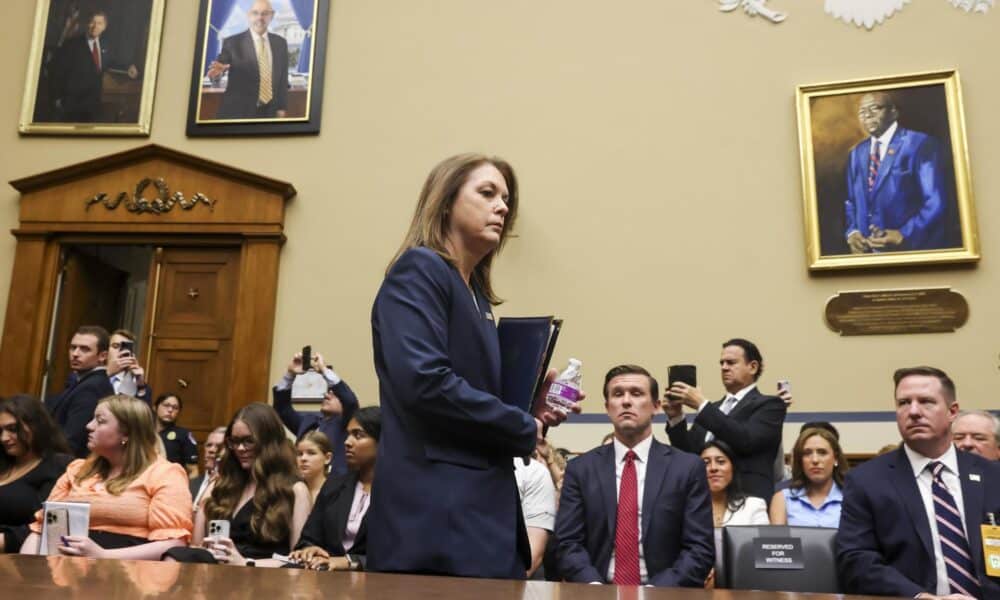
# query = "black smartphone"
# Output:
<box><xmin>301</xmin><ymin>345</ymin><xmax>312</xmax><ymax>372</ymax></box>
<box><xmin>668</xmin><ymin>364</ymin><xmax>697</xmax><ymax>388</ymax></box>
<box><xmin>119</xmin><ymin>339</ymin><xmax>135</xmax><ymax>357</ymax></box>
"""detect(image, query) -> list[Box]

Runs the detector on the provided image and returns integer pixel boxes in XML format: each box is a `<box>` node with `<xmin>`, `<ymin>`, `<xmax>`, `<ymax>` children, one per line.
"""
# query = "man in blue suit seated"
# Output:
<box><xmin>556</xmin><ymin>364</ymin><xmax>715</xmax><ymax>587</ymax></box>
<box><xmin>844</xmin><ymin>92</ymin><xmax>954</xmax><ymax>254</ymax></box>
<box><xmin>272</xmin><ymin>350</ymin><xmax>358</xmax><ymax>476</ymax></box>
<box><xmin>836</xmin><ymin>366</ymin><xmax>1000</xmax><ymax>599</ymax></box>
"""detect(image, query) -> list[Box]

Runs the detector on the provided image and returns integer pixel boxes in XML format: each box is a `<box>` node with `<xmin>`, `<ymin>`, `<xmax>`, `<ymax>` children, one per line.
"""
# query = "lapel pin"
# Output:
<box><xmin>485</xmin><ymin>312</ymin><xmax>494</xmax><ymax>321</ymax></box>
<box><xmin>888</xmin><ymin>149</ymin><xmax>895</xmax><ymax>155</ymax></box>
<box><xmin>970</xmin><ymin>473</ymin><xmax>981</xmax><ymax>482</ymax></box>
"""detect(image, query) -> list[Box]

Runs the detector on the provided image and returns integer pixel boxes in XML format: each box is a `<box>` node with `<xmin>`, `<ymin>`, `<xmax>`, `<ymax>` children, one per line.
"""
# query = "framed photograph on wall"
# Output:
<box><xmin>18</xmin><ymin>0</ymin><xmax>166</xmax><ymax>136</ymax></box>
<box><xmin>795</xmin><ymin>70</ymin><xmax>979</xmax><ymax>271</ymax></box>
<box><xmin>186</xmin><ymin>0</ymin><xmax>329</xmax><ymax>136</ymax></box>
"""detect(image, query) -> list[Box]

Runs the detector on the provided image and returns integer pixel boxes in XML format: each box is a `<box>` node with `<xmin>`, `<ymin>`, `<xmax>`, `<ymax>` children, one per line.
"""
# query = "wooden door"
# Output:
<box><xmin>147</xmin><ymin>247</ymin><xmax>240</xmax><ymax>440</ymax></box>
<box><xmin>44</xmin><ymin>248</ymin><xmax>127</xmax><ymax>397</ymax></box>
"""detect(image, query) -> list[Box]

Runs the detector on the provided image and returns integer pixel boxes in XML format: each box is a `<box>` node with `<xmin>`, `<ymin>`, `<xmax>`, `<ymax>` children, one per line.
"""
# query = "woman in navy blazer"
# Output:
<box><xmin>367</xmin><ymin>154</ymin><xmax>570</xmax><ymax>578</ymax></box>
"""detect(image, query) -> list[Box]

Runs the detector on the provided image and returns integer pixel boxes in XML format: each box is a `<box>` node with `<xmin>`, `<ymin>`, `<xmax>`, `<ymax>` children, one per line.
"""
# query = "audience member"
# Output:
<box><xmin>876</xmin><ymin>443</ymin><xmax>898</xmax><ymax>455</ymax></box>
<box><xmin>45</xmin><ymin>325</ymin><xmax>116</xmax><ymax>458</ymax></box>
<box><xmin>273</xmin><ymin>351</ymin><xmax>358</xmax><ymax>476</ymax></box>
<box><xmin>154</xmin><ymin>394</ymin><xmax>198</xmax><ymax>478</ymax></box>
<box><xmin>514</xmin><ymin>455</ymin><xmax>557</xmax><ymax>577</ymax></box>
<box><xmin>836</xmin><ymin>366</ymin><xmax>1000</xmax><ymax>598</ymax></box>
<box><xmin>0</xmin><ymin>395</ymin><xmax>71</xmax><ymax>553</ymax></box>
<box><xmin>107</xmin><ymin>330</ymin><xmax>151</xmax><ymax>402</ymax></box>
<box><xmin>190</xmin><ymin>427</ymin><xmax>226</xmax><ymax>509</ymax></box>
<box><xmin>952</xmin><ymin>409</ymin><xmax>1000</xmax><ymax>461</ymax></box>
<box><xmin>296</xmin><ymin>430</ymin><xmax>333</xmax><ymax>505</ymax></box>
<box><xmin>769</xmin><ymin>427</ymin><xmax>846</xmax><ymax>527</ymax></box>
<box><xmin>290</xmin><ymin>407</ymin><xmax>380</xmax><ymax>571</ymax></box>
<box><xmin>702</xmin><ymin>440</ymin><xmax>769</xmax><ymax>527</ymax></box>
<box><xmin>665</xmin><ymin>338</ymin><xmax>787</xmax><ymax>501</ymax></box>
<box><xmin>535</xmin><ymin>437</ymin><xmax>567</xmax><ymax>496</ymax></box>
<box><xmin>556</xmin><ymin>365</ymin><xmax>714</xmax><ymax>587</ymax></box>
<box><xmin>167</xmin><ymin>403</ymin><xmax>310</xmax><ymax>567</ymax></box>
<box><xmin>21</xmin><ymin>394</ymin><xmax>193</xmax><ymax>559</ymax></box>
<box><xmin>801</xmin><ymin>421</ymin><xmax>840</xmax><ymax>439</ymax></box>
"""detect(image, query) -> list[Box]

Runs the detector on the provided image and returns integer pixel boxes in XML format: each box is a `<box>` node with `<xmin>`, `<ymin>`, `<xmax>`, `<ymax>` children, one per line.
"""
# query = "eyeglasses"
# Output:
<box><xmin>227</xmin><ymin>436</ymin><xmax>257</xmax><ymax>450</ymax></box>
<box><xmin>249</xmin><ymin>10</ymin><xmax>274</xmax><ymax>17</ymax></box>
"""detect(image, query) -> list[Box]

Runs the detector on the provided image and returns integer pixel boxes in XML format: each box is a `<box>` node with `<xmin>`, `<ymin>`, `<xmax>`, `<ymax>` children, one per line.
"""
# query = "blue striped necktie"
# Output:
<box><xmin>927</xmin><ymin>461</ymin><xmax>981</xmax><ymax>598</ymax></box>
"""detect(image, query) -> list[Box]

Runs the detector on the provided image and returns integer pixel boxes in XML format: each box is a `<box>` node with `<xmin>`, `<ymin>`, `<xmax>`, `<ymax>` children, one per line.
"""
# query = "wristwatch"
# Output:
<box><xmin>345</xmin><ymin>554</ymin><xmax>359</xmax><ymax>570</ymax></box>
<box><xmin>245</xmin><ymin>559</ymin><xmax>256</xmax><ymax>567</ymax></box>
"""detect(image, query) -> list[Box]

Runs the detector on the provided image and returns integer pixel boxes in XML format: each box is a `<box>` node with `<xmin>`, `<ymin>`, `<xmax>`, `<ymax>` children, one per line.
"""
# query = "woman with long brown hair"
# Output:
<box><xmin>769</xmin><ymin>427</ymin><xmax>847</xmax><ymax>528</ymax></box>
<box><xmin>170</xmin><ymin>403</ymin><xmax>309</xmax><ymax>567</ymax></box>
<box><xmin>20</xmin><ymin>394</ymin><xmax>192</xmax><ymax>558</ymax></box>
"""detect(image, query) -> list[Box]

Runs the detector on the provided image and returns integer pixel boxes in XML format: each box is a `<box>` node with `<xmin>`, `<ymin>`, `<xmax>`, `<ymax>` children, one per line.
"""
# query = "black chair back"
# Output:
<box><xmin>720</xmin><ymin>525</ymin><xmax>840</xmax><ymax>593</ymax></box>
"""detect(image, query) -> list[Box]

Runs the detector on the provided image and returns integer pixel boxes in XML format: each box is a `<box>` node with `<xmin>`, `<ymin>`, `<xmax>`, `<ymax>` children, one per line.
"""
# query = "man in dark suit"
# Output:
<box><xmin>45</xmin><ymin>325</ymin><xmax>115</xmax><ymax>457</ymax></box>
<box><xmin>556</xmin><ymin>365</ymin><xmax>715</xmax><ymax>587</ymax></box>
<box><xmin>206</xmin><ymin>0</ymin><xmax>289</xmax><ymax>119</ymax></box>
<box><xmin>836</xmin><ymin>366</ymin><xmax>1000</xmax><ymax>599</ymax></box>
<box><xmin>664</xmin><ymin>338</ymin><xmax>787</xmax><ymax>501</ymax></box>
<box><xmin>46</xmin><ymin>12</ymin><xmax>138</xmax><ymax>122</ymax></box>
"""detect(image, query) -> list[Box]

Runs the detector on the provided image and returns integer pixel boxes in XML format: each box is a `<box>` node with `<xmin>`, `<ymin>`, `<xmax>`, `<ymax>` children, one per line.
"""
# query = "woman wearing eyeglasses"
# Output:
<box><xmin>165</xmin><ymin>403</ymin><xmax>309</xmax><ymax>567</ymax></box>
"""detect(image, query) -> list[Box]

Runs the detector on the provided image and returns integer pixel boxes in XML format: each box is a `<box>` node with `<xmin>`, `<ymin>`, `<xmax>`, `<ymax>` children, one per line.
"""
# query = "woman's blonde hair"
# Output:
<box><xmin>75</xmin><ymin>394</ymin><xmax>159</xmax><ymax>495</ymax></box>
<box><xmin>388</xmin><ymin>153</ymin><xmax>519</xmax><ymax>305</ymax></box>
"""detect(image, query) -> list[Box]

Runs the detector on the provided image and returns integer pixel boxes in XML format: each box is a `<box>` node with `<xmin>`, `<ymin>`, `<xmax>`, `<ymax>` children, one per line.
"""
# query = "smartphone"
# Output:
<box><xmin>301</xmin><ymin>345</ymin><xmax>312</xmax><ymax>372</ymax></box>
<box><xmin>778</xmin><ymin>379</ymin><xmax>791</xmax><ymax>394</ymax></box>
<box><xmin>118</xmin><ymin>339</ymin><xmax>135</xmax><ymax>358</ymax></box>
<box><xmin>44</xmin><ymin>508</ymin><xmax>70</xmax><ymax>554</ymax></box>
<box><xmin>668</xmin><ymin>364</ymin><xmax>697</xmax><ymax>388</ymax></box>
<box><xmin>207</xmin><ymin>519</ymin><xmax>231</xmax><ymax>540</ymax></box>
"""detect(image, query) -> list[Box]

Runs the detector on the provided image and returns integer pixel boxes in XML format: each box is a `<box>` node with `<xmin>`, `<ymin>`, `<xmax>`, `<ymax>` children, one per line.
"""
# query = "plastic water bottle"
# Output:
<box><xmin>545</xmin><ymin>359</ymin><xmax>583</xmax><ymax>414</ymax></box>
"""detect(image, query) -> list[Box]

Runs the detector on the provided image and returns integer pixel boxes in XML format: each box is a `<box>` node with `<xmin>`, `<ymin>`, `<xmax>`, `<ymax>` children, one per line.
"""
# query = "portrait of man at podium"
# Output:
<box><xmin>20</xmin><ymin>0</ymin><xmax>165</xmax><ymax>135</ymax></box>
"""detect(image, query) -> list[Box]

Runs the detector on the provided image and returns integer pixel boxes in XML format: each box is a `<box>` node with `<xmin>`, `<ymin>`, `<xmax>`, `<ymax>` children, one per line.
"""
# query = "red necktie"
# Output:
<box><xmin>613</xmin><ymin>450</ymin><xmax>641</xmax><ymax>585</ymax></box>
<box><xmin>91</xmin><ymin>41</ymin><xmax>100</xmax><ymax>70</ymax></box>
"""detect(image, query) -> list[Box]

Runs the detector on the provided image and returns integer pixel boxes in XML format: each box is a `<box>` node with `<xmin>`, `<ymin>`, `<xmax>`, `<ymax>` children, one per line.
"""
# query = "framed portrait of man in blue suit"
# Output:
<box><xmin>796</xmin><ymin>70</ymin><xmax>980</xmax><ymax>271</ymax></box>
<box><xmin>18</xmin><ymin>0</ymin><xmax>166</xmax><ymax>135</ymax></box>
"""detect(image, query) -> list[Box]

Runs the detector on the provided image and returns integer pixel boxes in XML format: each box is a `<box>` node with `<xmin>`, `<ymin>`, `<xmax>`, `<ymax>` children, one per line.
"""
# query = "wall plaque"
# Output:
<box><xmin>825</xmin><ymin>288</ymin><xmax>968</xmax><ymax>336</ymax></box>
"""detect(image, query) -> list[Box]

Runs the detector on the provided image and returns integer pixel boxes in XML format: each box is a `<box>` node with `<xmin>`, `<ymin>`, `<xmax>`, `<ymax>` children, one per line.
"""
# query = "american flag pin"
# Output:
<box><xmin>970</xmin><ymin>473</ymin><xmax>981</xmax><ymax>482</ymax></box>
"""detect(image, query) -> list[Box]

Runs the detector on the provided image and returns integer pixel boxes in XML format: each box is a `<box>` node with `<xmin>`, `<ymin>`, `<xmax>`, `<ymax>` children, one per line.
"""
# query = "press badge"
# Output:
<box><xmin>983</xmin><ymin>523</ymin><xmax>1000</xmax><ymax>577</ymax></box>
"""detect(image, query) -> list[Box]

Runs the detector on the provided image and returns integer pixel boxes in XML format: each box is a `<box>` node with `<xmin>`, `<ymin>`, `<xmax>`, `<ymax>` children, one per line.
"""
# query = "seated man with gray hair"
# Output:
<box><xmin>952</xmin><ymin>409</ymin><xmax>1000</xmax><ymax>461</ymax></box>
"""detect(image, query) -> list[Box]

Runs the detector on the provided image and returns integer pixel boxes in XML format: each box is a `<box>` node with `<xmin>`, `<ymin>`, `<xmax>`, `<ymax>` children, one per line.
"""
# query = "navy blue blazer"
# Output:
<box><xmin>272</xmin><ymin>382</ymin><xmax>359</xmax><ymax>476</ymax></box>
<box><xmin>844</xmin><ymin>126</ymin><xmax>953</xmax><ymax>251</ymax></box>
<box><xmin>555</xmin><ymin>437</ymin><xmax>715</xmax><ymax>586</ymax></box>
<box><xmin>836</xmin><ymin>446</ymin><xmax>1000</xmax><ymax>597</ymax></box>
<box><xmin>366</xmin><ymin>248</ymin><xmax>536</xmax><ymax>578</ymax></box>
<box><xmin>665</xmin><ymin>386</ymin><xmax>785</xmax><ymax>502</ymax></box>
<box><xmin>45</xmin><ymin>368</ymin><xmax>115</xmax><ymax>458</ymax></box>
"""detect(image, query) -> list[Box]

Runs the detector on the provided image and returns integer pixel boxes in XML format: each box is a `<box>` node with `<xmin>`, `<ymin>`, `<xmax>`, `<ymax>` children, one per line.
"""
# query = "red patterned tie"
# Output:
<box><xmin>867</xmin><ymin>140</ymin><xmax>881</xmax><ymax>192</ymax></box>
<box><xmin>614</xmin><ymin>450</ymin><xmax>641</xmax><ymax>585</ymax></box>
<box><xmin>91</xmin><ymin>41</ymin><xmax>100</xmax><ymax>70</ymax></box>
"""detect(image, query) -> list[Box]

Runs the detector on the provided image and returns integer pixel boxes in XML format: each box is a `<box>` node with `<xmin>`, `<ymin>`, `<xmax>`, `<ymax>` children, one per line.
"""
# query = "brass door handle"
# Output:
<box><xmin>177</xmin><ymin>378</ymin><xmax>189</xmax><ymax>389</ymax></box>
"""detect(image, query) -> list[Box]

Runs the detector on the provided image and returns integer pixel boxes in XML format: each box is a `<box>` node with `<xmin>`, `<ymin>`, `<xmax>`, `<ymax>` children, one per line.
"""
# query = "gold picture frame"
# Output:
<box><xmin>18</xmin><ymin>0</ymin><xmax>166</xmax><ymax>136</ymax></box>
<box><xmin>796</xmin><ymin>70</ymin><xmax>979</xmax><ymax>271</ymax></box>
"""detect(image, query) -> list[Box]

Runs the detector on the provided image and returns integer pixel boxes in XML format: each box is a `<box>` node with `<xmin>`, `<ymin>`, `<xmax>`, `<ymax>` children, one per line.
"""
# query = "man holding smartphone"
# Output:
<box><xmin>664</xmin><ymin>338</ymin><xmax>787</xmax><ymax>502</ymax></box>
<box><xmin>106</xmin><ymin>329</ymin><xmax>152</xmax><ymax>402</ymax></box>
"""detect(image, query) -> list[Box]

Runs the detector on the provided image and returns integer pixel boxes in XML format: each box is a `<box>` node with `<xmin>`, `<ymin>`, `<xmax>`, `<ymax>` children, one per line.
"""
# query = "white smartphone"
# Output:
<box><xmin>207</xmin><ymin>519</ymin><xmax>230</xmax><ymax>540</ymax></box>
<box><xmin>44</xmin><ymin>508</ymin><xmax>70</xmax><ymax>554</ymax></box>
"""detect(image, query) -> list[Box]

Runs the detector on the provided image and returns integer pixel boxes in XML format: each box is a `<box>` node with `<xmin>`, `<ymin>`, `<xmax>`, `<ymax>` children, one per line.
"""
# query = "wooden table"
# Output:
<box><xmin>0</xmin><ymin>555</ymin><xmax>903</xmax><ymax>599</ymax></box>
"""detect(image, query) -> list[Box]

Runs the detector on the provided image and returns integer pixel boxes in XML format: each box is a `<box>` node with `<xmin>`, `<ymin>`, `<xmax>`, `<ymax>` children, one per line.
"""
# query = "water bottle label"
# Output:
<box><xmin>549</xmin><ymin>382</ymin><xmax>580</xmax><ymax>403</ymax></box>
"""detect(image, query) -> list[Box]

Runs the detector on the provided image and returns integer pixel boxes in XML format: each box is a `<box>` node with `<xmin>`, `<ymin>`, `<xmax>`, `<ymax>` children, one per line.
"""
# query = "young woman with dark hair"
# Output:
<box><xmin>701</xmin><ymin>440</ymin><xmax>769</xmax><ymax>527</ymax></box>
<box><xmin>0</xmin><ymin>395</ymin><xmax>72</xmax><ymax>552</ymax></box>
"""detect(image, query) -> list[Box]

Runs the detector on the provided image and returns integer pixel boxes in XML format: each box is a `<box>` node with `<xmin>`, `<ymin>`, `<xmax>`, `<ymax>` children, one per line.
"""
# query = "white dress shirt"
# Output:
<box><xmin>513</xmin><ymin>458</ymin><xmax>557</xmax><ymax>531</ymax></box>
<box><xmin>87</xmin><ymin>37</ymin><xmax>101</xmax><ymax>69</ymax></box>
<box><xmin>871</xmin><ymin>120</ymin><xmax>898</xmax><ymax>161</ymax></box>
<box><xmin>903</xmin><ymin>443</ymin><xmax>967</xmax><ymax>597</ymax></box>
<box><xmin>606</xmin><ymin>434</ymin><xmax>652</xmax><ymax>584</ymax></box>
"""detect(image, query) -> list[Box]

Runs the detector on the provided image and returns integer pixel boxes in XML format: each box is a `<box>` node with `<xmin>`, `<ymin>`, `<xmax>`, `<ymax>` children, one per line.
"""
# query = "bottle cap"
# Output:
<box><xmin>569</xmin><ymin>358</ymin><xmax>582</xmax><ymax>367</ymax></box>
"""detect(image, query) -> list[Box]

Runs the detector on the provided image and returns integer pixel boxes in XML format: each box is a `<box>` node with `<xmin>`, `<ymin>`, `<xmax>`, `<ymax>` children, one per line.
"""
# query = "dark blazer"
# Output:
<box><xmin>367</xmin><ymin>247</ymin><xmax>536</xmax><ymax>578</ymax></box>
<box><xmin>45</xmin><ymin>368</ymin><xmax>115</xmax><ymax>458</ymax></box>
<box><xmin>836</xmin><ymin>447</ymin><xmax>1000</xmax><ymax>597</ymax></box>
<box><xmin>47</xmin><ymin>35</ymin><xmax>107</xmax><ymax>121</ymax></box>
<box><xmin>215</xmin><ymin>30</ymin><xmax>289</xmax><ymax>119</ymax></box>
<box><xmin>555</xmin><ymin>437</ymin><xmax>715</xmax><ymax>586</ymax></box>
<box><xmin>665</xmin><ymin>386</ymin><xmax>786</xmax><ymax>501</ymax></box>
<box><xmin>189</xmin><ymin>473</ymin><xmax>206</xmax><ymax>500</ymax></box>
<box><xmin>296</xmin><ymin>472</ymin><xmax>368</xmax><ymax>567</ymax></box>
<box><xmin>272</xmin><ymin>381</ymin><xmax>359</xmax><ymax>476</ymax></box>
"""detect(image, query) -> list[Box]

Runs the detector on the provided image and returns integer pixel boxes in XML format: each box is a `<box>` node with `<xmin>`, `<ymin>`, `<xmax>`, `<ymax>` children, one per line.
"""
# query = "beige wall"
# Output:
<box><xmin>1</xmin><ymin>2</ymin><xmax>997</xmax><ymax>453</ymax></box>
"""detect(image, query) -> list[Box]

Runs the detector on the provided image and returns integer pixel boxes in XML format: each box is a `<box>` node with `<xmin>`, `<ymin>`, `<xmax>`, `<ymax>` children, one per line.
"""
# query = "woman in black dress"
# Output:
<box><xmin>290</xmin><ymin>406</ymin><xmax>380</xmax><ymax>571</ymax></box>
<box><xmin>0</xmin><ymin>395</ymin><xmax>71</xmax><ymax>552</ymax></box>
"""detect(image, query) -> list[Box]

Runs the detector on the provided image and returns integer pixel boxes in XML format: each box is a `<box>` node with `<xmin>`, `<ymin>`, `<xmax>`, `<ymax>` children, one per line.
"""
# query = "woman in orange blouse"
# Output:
<box><xmin>21</xmin><ymin>394</ymin><xmax>193</xmax><ymax>559</ymax></box>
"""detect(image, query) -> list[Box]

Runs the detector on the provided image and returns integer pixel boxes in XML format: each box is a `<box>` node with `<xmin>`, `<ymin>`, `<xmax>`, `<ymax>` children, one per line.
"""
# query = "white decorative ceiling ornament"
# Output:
<box><xmin>948</xmin><ymin>0</ymin><xmax>994</xmax><ymax>12</ymax></box>
<box><xmin>824</xmin><ymin>0</ymin><xmax>911</xmax><ymax>29</ymax></box>
<box><xmin>718</xmin><ymin>0</ymin><xmax>787</xmax><ymax>23</ymax></box>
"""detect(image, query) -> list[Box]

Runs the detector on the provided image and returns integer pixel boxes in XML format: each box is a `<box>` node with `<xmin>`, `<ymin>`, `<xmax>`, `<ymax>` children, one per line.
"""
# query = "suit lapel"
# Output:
<box><xmin>333</xmin><ymin>473</ymin><xmax>360</xmax><ymax>537</ymax></box>
<box><xmin>471</xmin><ymin>282</ymin><xmax>501</xmax><ymax>397</ymax></box>
<box><xmin>872</xmin><ymin>128</ymin><xmax>905</xmax><ymax>195</ymax></box>
<box><xmin>727</xmin><ymin>388</ymin><xmax>760</xmax><ymax>419</ymax></box>
<box><xmin>889</xmin><ymin>448</ymin><xmax>934</xmax><ymax>561</ymax></box>
<box><xmin>958</xmin><ymin>451</ymin><xmax>986</xmax><ymax>575</ymax></box>
<box><xmin>641</xmin><ymin>439</ymin><xmax>668</xmax><ymax>539</ymax></box>
<box><xmin>598</xmin><ymin>444</ymin><xmax>618</xmax><ymax>537</ymax></box>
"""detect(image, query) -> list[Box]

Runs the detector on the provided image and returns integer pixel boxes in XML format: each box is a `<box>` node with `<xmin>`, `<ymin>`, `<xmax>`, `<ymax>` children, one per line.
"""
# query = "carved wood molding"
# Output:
<box><xmin>85</xmin><ymin>177</ymin><xmax>216</xmax><ymax>215</ymax></box>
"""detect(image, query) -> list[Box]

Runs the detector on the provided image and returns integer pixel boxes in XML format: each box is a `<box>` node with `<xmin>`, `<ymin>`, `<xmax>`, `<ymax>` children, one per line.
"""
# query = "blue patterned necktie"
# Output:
<box><xmin>927</xmin><ymin>461</ymin><xmax>981</xmax><ymax>598</ymax></box>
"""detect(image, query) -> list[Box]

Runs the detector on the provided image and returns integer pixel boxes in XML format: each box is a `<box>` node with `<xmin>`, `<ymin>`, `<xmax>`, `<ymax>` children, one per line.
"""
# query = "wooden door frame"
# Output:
<box><xmin>0</xmin><ymin>145</ymin><xmax>295</xmax><ymax>421</ymax></box>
